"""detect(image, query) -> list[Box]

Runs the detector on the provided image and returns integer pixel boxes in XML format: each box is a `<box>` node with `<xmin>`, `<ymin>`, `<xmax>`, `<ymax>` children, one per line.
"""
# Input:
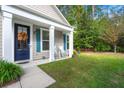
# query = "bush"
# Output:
<box><xmin>73</xmin><ymin>50</ymin><xmax>78</xmax><ymax>55</ymax></box>
<box><xmin>0</xmin><ymin>60</ymin><xmax>23</xmax><ymax>86</ymax></box>
<box><xmin>73</xmin><ymin>50</ymin><xmax>78</xmax><ymax>57</ymax></box>
<box><xmin>117</xmin><ymin>47</ymin><xmax>124</xmax><ymax>52</ymax></box>
<box><xmin>95</xmin><ymin>42</ymin><xmax>111</xmax><ymax>52</ymax></box>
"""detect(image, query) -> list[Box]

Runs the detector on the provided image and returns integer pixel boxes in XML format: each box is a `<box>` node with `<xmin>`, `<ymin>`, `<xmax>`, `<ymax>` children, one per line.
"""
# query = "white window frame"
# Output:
<box><xmin>35</xmin><ymin>27</ymin><xmax>49</xmax><ymax>53</ymax></box>
<box><xmin>41</xmin><ymin>28</ymin><xmax>49</xmax><ymax>51</ymax></box>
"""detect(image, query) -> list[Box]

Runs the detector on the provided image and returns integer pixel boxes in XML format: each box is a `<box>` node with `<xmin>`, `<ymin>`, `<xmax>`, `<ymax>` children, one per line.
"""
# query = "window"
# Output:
<box><xmin>35</xmin><ymin>26</ymin><xmax>49</xmax><ymax>52</ymax></box>
<box><xmin>63</xmin><ymin>34</ymin><xmax>69</xmax><ymax>50</ymax></box>
<box><xmin>17</xmin><ymin>26</ymin><xmax>28</xmax><ymax>50</ymax></box>
<box><xmin>42</xmin><ymin>31</ymin><xmax>49</xmax><ymax>50</ymax></box>
<box><xmin>67</xmin><ymin>35</ymin><xmax>69</xmax><ymax>49</ymax></box>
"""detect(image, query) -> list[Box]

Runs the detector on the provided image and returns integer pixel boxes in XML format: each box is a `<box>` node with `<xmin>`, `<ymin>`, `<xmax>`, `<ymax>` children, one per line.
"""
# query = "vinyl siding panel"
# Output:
<box><xmin>55</xmin><ymin>31</ymin><xmax>63</xmax><ymax>48</ymax></box>
<box><xmin>23</xmin><ymin>5</ymin><xmax>67</xmax><ymax>25</ymax></box>
<box><xmin>0</xmin><ymin>12</ymin><xmax>2</xmax><ymax>58</ymax></box>
<box><xmin>54</xmin><ymin>31</ymin><xmax>64</xmax><ymax>59</ymax></box>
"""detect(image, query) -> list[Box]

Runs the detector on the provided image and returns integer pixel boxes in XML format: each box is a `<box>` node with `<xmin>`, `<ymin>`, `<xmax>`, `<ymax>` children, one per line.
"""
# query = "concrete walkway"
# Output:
<box><xmin>4</xmin><ymin>66</ymin><xmax>56</xmax><ymax>88</ymax></box>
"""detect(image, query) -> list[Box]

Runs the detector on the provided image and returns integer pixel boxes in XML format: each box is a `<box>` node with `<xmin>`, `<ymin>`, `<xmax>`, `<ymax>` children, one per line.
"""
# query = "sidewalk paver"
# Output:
<box><xmin>20</xmin><ymin>66</ymin><xmax>56</xmax><ymax>88</ymax></box>
<box><xmin>4</xmin><ymin>66</ymin><xmax>56</xmax><ymax>88</ymax></box>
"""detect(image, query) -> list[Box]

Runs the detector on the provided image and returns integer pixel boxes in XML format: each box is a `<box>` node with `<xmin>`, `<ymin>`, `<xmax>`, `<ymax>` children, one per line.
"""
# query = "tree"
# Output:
<box><xmin>100</xmin><ymin>16</ymin><xmax>124</xmax><ymax>53</ymax></box>
<box><xmin>57</xmin><ymin>5</ymin><xmax>124</xmax><ymax>52</ymax></box>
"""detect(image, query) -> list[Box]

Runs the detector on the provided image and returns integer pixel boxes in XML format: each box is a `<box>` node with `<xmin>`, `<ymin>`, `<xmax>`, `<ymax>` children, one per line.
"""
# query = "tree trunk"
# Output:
<box><xmin>92</xmin><ymin>5</ymin><xmax>95</xmax><ymax>19</ymax></box>
<box><xmin>114</xmin><ymin>45</ymin><xmax>117</xmax><ymax>53</ymax></box>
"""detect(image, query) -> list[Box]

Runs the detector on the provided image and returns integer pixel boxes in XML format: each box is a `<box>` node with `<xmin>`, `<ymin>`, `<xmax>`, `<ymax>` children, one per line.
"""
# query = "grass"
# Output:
<box><xmin>39</xmin><ymin>52</ymin><xmax>124</xmax><ymax>88</ymax></box>
<box><xmin>0</xmin><ymin>60</ymin><xmax>23</xmax><ymax>87</ymax></box>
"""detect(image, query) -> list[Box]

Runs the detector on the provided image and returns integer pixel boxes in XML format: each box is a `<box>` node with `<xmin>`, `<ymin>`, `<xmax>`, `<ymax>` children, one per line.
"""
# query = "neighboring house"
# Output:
<box><xmin>0</xmin><ymin>5</ymin><xmax>73</xmax><ymax>63</ymax></box>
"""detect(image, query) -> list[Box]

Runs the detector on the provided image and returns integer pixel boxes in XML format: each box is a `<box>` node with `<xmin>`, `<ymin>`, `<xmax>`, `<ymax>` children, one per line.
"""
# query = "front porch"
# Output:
<box><xmin>13</xmin><ymin>19</ymin><xmax>72</xmax><ymax>63</ymax></box>
<box><xmin>2</xmin><ymin>6</ymin><xmax>73</xmax><ymax>63</ymax></box>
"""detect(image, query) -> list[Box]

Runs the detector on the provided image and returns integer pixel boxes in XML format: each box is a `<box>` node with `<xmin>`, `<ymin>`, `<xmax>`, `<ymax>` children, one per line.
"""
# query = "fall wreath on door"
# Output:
<box><xmin>17</xmin><ymin>32</ymin><xmax>28</xmax><ymax>49</ymax></box>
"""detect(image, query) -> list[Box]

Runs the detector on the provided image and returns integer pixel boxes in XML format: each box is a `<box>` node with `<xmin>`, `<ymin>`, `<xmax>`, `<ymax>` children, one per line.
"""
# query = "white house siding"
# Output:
<box><xmin>0</xmin><ymin>12</ymin><xmax>2</xmax><ymax>58</ymax></box>
<box><xmin>22</xmin><ymin>5</ymin><xmax>67</xmax><ymax>25</ymax></box>
<box><xmin>55</xmin><ymin>31</ymin><xmax>63</xmax><ymax>48</ymax></box>
<box><xmin>54</xmin><ymin>31</ymin><xmax>64</xmax><ymax>59</ymax></box>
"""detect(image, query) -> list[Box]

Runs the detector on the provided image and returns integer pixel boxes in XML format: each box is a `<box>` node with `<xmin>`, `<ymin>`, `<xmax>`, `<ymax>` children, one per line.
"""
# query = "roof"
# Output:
<box><xmin>13</xmin><ymin>5</ymin><xmax>71</xmax><ymax>27</ymax></box>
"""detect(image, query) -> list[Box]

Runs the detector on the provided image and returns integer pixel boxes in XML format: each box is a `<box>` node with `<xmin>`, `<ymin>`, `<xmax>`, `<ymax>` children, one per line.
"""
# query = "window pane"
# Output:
<box><xmin>22</xmin><ymin>27</ymin><xmax>28</xmax><ymax>48</ymax></box>
<box><xmin>43</xmin><ymin>31</ymin><xmax>49</xmax><ymax>40</ymax></box>
<box><xmin>67</xmin><ymin>42</ymin><xmax>69</xmax><ymax>49</ymax></box>
<box><xmin>17</xmin><ymin>26</ymin><xmax>23</xmax><ymax>49</ymax></box>
<box><xmin>43</xmin><ymin>41</ymin><xmax>49</xmax><ymax>50</ymax></box>
<box><xmin>18</xmin><ymin>26</ymin><xmax>22</xmax><ymax>33</ymax></box>
<box><xmin>23</xmin><ymin>27</ymin><xmax>27</xmax><ymax>33</ymax></box>
<box><xmin>67</xmin><ymin>35</ymin><xmax>69</xmax><ymax>42</ymax></box>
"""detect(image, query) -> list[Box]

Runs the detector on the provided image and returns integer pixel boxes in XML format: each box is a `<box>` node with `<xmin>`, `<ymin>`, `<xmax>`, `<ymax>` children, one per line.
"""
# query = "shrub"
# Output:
<box><xmin>73</xmin><ymin>50</ymin><xmax>78</xmax><ymax>57</ymax></box>
<box><xmin>95</xmin><ymin>42</ymin><xmax>111</xmax><ymax>52</ymax></box>
<box><xmin>0</xmin><ymin>60</ymin><xmax>23</xmax><ymax>86</ymax></box>
<box><xmin>117</xmin><ymin>46</ymin><xmax>124</xmax><ymax>52</ymax></box>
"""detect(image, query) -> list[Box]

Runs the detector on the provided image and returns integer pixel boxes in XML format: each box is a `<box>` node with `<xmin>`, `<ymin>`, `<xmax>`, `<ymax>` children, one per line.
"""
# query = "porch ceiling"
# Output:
<box><xmin>13</xmin><ymin>14</ymin><xmax>71</xmax><ymax>32</ymax></box>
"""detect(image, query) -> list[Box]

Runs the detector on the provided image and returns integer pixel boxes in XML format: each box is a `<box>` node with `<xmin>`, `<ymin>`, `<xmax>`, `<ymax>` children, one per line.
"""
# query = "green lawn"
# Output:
<box><xmin>38</xmin><ymin>52</ymin><xmax>124</xmax><ymax>88</ymax></box>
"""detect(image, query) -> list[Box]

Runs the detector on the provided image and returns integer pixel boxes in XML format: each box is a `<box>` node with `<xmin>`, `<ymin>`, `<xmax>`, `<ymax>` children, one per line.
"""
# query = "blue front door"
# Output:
<box><xmin>14</xmin><ymin>23</ymin><xmax>30</xmax><ymax>61</ymax></box>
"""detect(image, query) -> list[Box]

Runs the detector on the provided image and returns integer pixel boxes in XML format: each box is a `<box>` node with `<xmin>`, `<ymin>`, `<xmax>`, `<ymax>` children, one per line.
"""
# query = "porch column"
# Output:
<box><xmin>49</xmin><ymin>25</ymin><xmax>55</xmax><ymax>61</ymax></box>
<box><xmin>69</xmin><ymin>30</ymin><xmax>73</xmax><ymax>58</ymax></box>
<box><xmin>2</xmin><ymin>11</ymin><xmax>13</xmax><ymax>62</ymax></box>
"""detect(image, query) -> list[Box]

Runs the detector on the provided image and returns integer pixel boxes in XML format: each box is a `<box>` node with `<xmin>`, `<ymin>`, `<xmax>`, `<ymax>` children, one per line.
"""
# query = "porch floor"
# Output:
<box><xmin>19</xmin><ymin>59</ymin><xmax>50</xmax><ymax>68</ymax></box>
<box><xmin>19</xmin><ymin>57</ymin><xmax>70</xmax><ymax>68</ymax></box>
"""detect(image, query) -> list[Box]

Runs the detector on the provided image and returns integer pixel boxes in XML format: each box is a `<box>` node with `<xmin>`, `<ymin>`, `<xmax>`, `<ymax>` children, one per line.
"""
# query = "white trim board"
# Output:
<box><xmin>2</xmin><ymin>12</ymin><xmax>13</xmax><ymax>61</ymax></box>
<box><xmin>1</xmin><ymin>5</ymin><xmax>73</xmax><ymax>32</ymax></box>
<box><xmin>53</xmin><ymin>5</ymin><xmax>71</xmax><ymax>26</ymax></box>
